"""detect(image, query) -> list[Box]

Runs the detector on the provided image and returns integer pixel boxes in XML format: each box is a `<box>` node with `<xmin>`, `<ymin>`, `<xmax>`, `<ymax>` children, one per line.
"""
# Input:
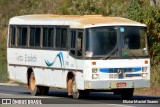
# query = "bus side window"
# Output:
<box><xmin>30</xmin><ymin>27</ymin><xmax>41</xmax><ymax>47</ymax></box>
<box><xmin>55</xmin><ymin>28</ymin><xmax>67</xmax><ymax>49</ymax></box>
<box><xmin>43</xmin><ymin>28</ymin><xmax>48</xmax><ymax>47</ymax></box>
<box><xmin>35</xmin><ymin>28</ymin><xmax>41</xmax><ymax>47</ymax></box>
<box><xmin>43</xmin><ymin>28</ymin><xmax>54</xmax><ymax>48</ymax></box>
<box><xmin>30</xmin><ymin>27</ymin><xmax>35</xmax><ymax>46</ymax></box>
<box><xmin>10</xmin><ymin>26</ymin><xmax>16</xmax><ymax>46</ymax></box>
<box><xmin>17</xmin><ymin>27</ymin><xmax>27</xmax><ymax>46</ymax></box>
<box><xmin>70</xmin><ymin>30</ymin><xmax>76</xmax><ymax>55</ymax></box>
<box><xmin>61</xmin><ymin>28</ymin><xmax>67</xmax><ymax>48</ymax></box>
<box><xmin>48</xmin><ymin>28</ymin><xmax>54</xmax><ymax>47</ymax></box>
<box><xmin>77</xmin><ymin>32</ymin><xmax>83</xmax><ymax>56</ymax></box>
<box><xmin>55</xmin><ymin>28</ymin><xmax>61</xmax><ymax>48</ymax></box>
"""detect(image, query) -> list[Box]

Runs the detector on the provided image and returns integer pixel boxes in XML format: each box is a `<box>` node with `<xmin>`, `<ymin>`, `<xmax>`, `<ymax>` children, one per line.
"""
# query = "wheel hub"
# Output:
<box><xmin>31</xmin><ymin>77</ymin><xmax>35</xmax><ymax>90</ymax></box>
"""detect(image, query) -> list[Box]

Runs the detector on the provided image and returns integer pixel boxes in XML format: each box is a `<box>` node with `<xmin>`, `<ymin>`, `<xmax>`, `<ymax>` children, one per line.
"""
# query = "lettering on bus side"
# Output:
<box><xmin>25</xmin><ymin>54</ymin><xmax>37</xmax><ymax>62</ymax></box>
<box><xmin>16</xmin><ymin>53</ymin><xmax>23</xmax><ymax>61</ymax></box>
<box><xmin>16</xmin><ymin>53</ymin><xmax>37</xmax><ymax>62</ymax></box>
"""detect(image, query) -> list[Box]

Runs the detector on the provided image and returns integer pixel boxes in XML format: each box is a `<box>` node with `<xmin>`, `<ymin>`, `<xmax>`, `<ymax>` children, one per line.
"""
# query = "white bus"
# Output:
<box><xmin>7</xmin><ymin>15</ymin><xmax>150</xmax><ymax>99</ymax></box>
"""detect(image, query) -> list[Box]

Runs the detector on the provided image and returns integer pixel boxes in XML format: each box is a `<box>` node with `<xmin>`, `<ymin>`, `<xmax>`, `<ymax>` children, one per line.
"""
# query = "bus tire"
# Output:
<box><xmin>39</xmin><ymin>86</ymin><xmax>49</xmax><ymax>95</ymax></box>
<box><xmin>72</xmin><ymin>77</ymin><xmax>81</xmax><ymax>99</ymax></box>
<box><xmin>121</xmin><ymin>88</ymin><xmax>134</xmax><ymax>99</ymax></box>
<box><xmin>29</xmin><ymin>72</ymin><xmax>40</xmax><ymax>96</ymax></box>
<box><xmin>81</xmin><ymin>90</ymin><xmax>90</xmax><ymax>98</ymax></box>
<box><xmin>67</xmin><ymin>77</ymin><xmax>73</xmax><ymax>97</ymax></box>
<box><xmin>72</xmin><ymin>77</ymin><xmax>89</xmax><ymax>99</ymax></box>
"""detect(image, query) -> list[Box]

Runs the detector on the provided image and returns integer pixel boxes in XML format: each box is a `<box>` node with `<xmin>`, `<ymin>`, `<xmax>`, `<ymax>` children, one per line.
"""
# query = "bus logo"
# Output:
<box><xmin>117</xmin><ymin>69</ymin><xmax>124</xmax><ymax>79</ymax></box>
<box><xmin>45</xmin><ymin>52</ymin><xmax>65</xmax><ymax>68</ymax></box>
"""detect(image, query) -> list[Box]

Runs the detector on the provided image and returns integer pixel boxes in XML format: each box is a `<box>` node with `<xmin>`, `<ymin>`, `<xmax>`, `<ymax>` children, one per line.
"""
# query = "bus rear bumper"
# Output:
<box><xmin>84</xmin><ymin>79</ymin><xmax>150</xmax><ymax>90</ymax></box>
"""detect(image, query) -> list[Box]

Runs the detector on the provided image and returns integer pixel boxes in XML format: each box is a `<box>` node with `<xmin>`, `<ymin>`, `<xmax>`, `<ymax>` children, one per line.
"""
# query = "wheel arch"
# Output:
<box><xmin>66</xmin><ymin>71</ymin><xmax>74</xmax><ymax>83</ymax></box>
<box><xmin>27</xmin><ymin>67</ymin><xmax>33</xmax><ymax>89</ymax></box>
<box><xmin>66</xmin><ymin>71</ymin><xmax>74</xmax><ymax>96</ymax></box>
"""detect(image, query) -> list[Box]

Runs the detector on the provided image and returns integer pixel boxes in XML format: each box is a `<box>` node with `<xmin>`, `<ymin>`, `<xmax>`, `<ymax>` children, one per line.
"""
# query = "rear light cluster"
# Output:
<box><xmin>92</xmin><ymin>68</ymin><xmax>99</xmax><ymax>79</ymax></box>
<box><xmin>142</xmin><ymin>67</ymin><xmax>148</xmax><ymax>78</ymax></box>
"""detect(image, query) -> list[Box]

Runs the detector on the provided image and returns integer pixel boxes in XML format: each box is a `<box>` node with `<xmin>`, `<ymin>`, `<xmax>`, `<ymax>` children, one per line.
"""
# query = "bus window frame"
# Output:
<box><xmin>55</xmin><ymin>27</ymin><xmax>69</xmax><ymax>50</ymax></box>
<box><xmin>69</xmin><ymin>29</ymin><xmax>84</xmax><ymax>59</ymax></box>
<box><xmin>9</xmin><ymin>25</ymin><xmax>16</xmax><ymax>47</ymax></box>
<box><xmin>42</xmin><ymin>27</ymin><xmax>55</xmax><ymax>49</ymax></box>
<box><xmin>9</xmin><ymin>25</ymin><xmax>70</xmax><ymax>51</ymax></box>
<box><xmin>17</xmin><ymin>26</ymin><xmax>28</xmax><ymax>47</ymax></box>
<box><xmin>29</xmin><ymin>26</ymin><xmax>41</xmax><ymax>48</ymax></box>
<box><xmin>9</xmin><ymin>25</ymin><xmax>29</xmax><ymax>48</ymax></box>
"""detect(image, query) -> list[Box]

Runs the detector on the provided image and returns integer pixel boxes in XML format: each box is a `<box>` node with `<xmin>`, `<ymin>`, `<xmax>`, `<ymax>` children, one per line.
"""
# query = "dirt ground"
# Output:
<box><xmin>135</xmin><ymin>88</ymin><xmax>160</xmax><ymax>96</ymax></box>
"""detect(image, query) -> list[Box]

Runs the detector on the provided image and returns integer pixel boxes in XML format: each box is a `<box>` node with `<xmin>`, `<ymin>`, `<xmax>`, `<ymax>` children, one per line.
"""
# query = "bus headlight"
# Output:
<box><xmin>92</xmin><ymin>68</ymin><xmax>98</xmax><ymax>73</ymax></box>
<box><xmin>142</xmin><ymin>73</ymin><xmax>147</xmax><ymax>78</ymax></box>
<box><xmin>142</xmin><ymin>67</ymin><xmax>147</xmax><ymax>72</ymax></box>
<box><xmin>92</xmin><ymin>74</ymin><xmax>98</xmax><ymax>79</ymax></box>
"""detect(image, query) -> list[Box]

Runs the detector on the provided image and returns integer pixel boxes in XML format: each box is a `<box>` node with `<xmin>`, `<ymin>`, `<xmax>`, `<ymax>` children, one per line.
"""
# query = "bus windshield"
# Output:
<box><xmin>85</xmin><ymin>26</ymin><xmax>148</xmax><ymax>57</ymax></box>
<box><xmin>85</xmin><ymin>27</ymin><xmax>117</xmax><ymax>57</ymax></box>
<box><xmin>120</xmin><ymin>27</ymin><xmax>148</xmax><ymax>57</ymax></box>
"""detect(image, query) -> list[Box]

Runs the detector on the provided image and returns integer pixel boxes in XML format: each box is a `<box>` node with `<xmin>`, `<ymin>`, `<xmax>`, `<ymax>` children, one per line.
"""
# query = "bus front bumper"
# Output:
<box><xmin>84</xmin><ymin>79</ymin><xmax>150</xmax><ymax>90</ymax></box>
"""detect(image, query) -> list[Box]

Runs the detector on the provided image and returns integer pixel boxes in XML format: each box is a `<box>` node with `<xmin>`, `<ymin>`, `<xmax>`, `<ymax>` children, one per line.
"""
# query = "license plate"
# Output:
<box><xmin>116</xmin><ymin>82</ymin><xmax>126</xmax><ymax>87</ymax></box>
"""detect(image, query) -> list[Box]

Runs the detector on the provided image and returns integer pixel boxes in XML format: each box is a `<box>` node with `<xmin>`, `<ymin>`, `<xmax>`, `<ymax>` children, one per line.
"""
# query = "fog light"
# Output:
<box><xmin>92</xmin><ymin>74</ymin><xmax>98</xmax><ymax>79</ymax></box>
<box><xmin>92</xmin><ymin>68</ymin><xmax>98</xmax><ymax>73</ymax></box>
<box><xmin>142</xmin><ymin>73</ymin><xmax>147</xmax><ymax>78</ymax></box>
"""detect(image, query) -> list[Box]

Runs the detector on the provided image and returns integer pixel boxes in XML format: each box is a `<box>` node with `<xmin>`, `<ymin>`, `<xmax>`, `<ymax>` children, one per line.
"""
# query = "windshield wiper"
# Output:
<box><xmin>102</xmin><ymin>49</ymin><xmax>117</xmax><ymax>60</ymax></box>
<box><xmin>122</xmin><ymin>49</ymin><xmax>138</xmax><ymax>59</ymax></box>
<box><xmin>102</xmin><ymin>54</ymin><xmax>114</xmax><ymax>60</ymax></box>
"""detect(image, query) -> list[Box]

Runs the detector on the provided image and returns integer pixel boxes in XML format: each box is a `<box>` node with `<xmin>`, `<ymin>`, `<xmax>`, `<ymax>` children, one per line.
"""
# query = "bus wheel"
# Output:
<box><xmin>72</xmin><ymin>77</ymin><xmax>81</xmax><ymax>99</ymax></box>
<box><xmin>39</xmin><ymin>86</ymin><xmax>49</xmax><ymax>95</ymax></box>
<box><xmin>121</xmin><ymin>88</ymin><xmax>134</xmax><ymax>99</ymax></box>
<box><xmin>29</xmin><ymin>72</ymin><xmax>40</xmax><ymax>96</ymax></box>
<box><xmin>67</xmin><ymin>77</ymin><xmax>73</xmax><ymax>97</ymax></box>
<box><xmin>72</xmin><ymin>77</ymin><xmax>89</xmax><ymax>99</ymax></box>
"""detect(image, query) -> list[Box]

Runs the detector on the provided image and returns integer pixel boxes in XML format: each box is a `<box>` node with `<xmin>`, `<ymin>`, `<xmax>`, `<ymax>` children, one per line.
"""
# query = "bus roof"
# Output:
<box><xmin>9</xmin><ymin>14</ymin><xmax>146</xmax><ymax>28</ymax></box>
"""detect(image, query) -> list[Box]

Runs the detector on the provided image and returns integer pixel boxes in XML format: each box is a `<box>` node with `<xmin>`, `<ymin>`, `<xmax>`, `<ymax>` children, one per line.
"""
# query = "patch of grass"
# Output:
<box><xmin>0</xmin><ymin>60</ymin><xmax>8</xmax><ymax>82</ymax></box>
<box><xmin>151</xmin><ymin>64</ymin><xmax>160</xmax><ymax>88</ymax></box>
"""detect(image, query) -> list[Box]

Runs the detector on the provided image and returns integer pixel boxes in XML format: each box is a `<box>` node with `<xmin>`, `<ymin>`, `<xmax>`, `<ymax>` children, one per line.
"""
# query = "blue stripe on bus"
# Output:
<box><xmin>99</xmin><ymin>68</ymin><xmax>109</xmax><ymax>73</ymax></box>
<box><xmin>126</xmin><ymin>74</ymin><xmax>141</xmax><ymax>77</ymax></box>
<box><xmin>132</xmin><ymin>67</ymin><xmax>141</xmax><ymax>71</ymax></box>
<box><xmin>99</xmin><ymin>67</ymin><xmax>141</xmax><ymax>73</ymax></box>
